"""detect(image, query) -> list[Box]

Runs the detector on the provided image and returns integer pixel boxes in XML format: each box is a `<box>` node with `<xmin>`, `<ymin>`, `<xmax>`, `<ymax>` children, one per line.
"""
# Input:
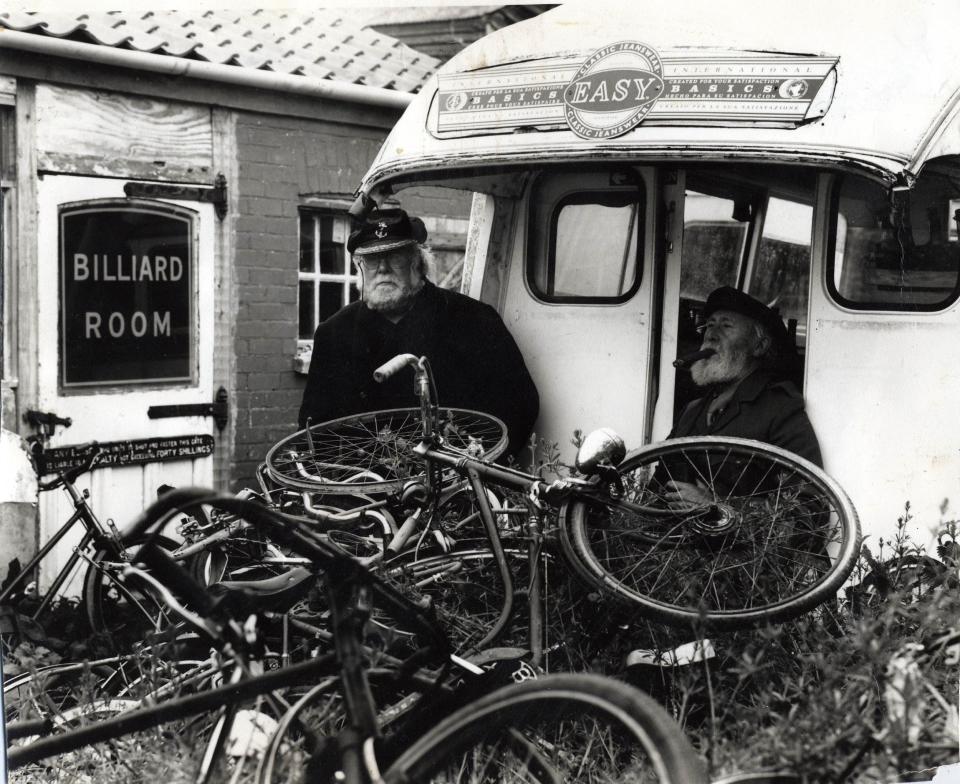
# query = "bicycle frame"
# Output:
<box><xmin>7</xmin><ymin>490</ymin><xmax>473</xmax><ymax>783</ymax></box>
<box><xmin>0</xmin><ymin>449</ymin><xmax>118</xmax><ymax>620</ymax></box>
<box><xmin>265</xmin><ymin>354</ymin><xmax>610</xmax><ymax>668</ymax></box>
<box><xmin>414</xmin><ymin>441</ymin><xmax>601</xmax><ymax>668</ymax></box>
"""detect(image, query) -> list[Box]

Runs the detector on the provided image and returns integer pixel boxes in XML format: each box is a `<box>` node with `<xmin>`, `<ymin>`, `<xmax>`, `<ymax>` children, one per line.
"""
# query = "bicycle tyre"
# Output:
<box><xmin>82</xmin><ymin>533</ymin><xmax>180</xmax><ymax>642</ymax></box>
<box><xmin>4</xmin><ymin>659</ymin><xmax>121</xmax><ymax>729</ymax></box>
<box><xmin>255</xmin><ymin>677</ymin><xmax>343</xmax><ymax>784</ymax></box>
<box><xmin>264</xmin><ymin>407</ymin><xmax>508</xmax><ymax>494</ymax></box>
<box><xmin>377</xmin><ymin>547</ymin><xmax>529</xmax><ymax>655</ymax></box>
<box><xmin>559</xmin><ymin>436</ymin><xmax>861</xmax><ymax>629</ymax></box>
<box><xmin>381</xmin><ymin>672</ymin><xmax>708</xmax><ymax>783</ymax></box>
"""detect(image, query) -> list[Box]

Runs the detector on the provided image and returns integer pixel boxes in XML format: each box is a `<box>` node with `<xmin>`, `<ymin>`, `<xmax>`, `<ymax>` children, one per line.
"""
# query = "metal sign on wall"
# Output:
<box><xmin>59</xmin><ymin>199</ymin><xmax>196</xmax><ymax>388</ymax></box>
<box><xmin>43</xmin><ymin>434</ymin><xmax>215</xmax><ymax>473</ymax></box>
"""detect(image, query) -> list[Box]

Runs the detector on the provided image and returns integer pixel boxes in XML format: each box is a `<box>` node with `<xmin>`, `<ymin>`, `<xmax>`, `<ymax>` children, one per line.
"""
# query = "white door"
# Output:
<box><xmin>501</xmin><ymin>169</ymin><xmax>658</xmax><ymax>460</ymax></box>
<box><xmin>34</xmin><ymin>175</ymin><xmax>218</xmax><ymax>590</ymax></box>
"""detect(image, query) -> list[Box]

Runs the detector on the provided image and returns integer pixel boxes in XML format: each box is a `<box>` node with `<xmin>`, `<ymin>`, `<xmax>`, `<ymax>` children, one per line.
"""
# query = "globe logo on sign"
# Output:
<box><xmin>445</xmin><ymin>92</ymin><xmax>468</xmax><ymax>112</ymax></box>
<box><xmin>778</xmin><ymin>78</ymin><xmax>809</xmax><ymax>99</ymax></box>
<box><xmin>563</xmin><ymin>41</ymin><xmax>664</xmax><ymax>140</ymax></box>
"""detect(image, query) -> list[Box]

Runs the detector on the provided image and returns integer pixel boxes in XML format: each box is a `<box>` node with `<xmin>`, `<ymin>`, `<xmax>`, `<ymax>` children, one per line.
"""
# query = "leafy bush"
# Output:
<box><xmin>636</xmin><ymin>504</ymin><xmax>960</xmax><ymax>783</ymax></box>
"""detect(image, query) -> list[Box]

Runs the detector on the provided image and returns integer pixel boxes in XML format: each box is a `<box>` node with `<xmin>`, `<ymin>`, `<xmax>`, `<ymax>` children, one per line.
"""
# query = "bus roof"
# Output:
<box><xmin>359</xmin><ymin>0</ymin><xmax>960</xmax><ymax>195</ymax></box>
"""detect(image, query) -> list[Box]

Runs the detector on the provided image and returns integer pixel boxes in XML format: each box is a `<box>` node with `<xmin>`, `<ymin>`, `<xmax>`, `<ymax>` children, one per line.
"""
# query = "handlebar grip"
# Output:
<box><xmin>373</xmin><ymin>353</ymin><xmax>419</xmax><ymax>384</ymax></box>
<box><xmin>135</xmin><ymin>541</ymin><xmax>217</xmax><ymax>616</ymax></box>
<box><xmin>386</xmin><ymin>511</ymin><xmax>422</xmax><ymax>555</ymax></box>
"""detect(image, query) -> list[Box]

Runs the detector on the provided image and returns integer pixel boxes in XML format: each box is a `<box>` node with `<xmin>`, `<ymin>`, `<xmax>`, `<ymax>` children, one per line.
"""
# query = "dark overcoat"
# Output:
<box><xmin>669</xmin><ymin>369</ymin><xmax>823</xmax><ymax>467</ymax></box>
<box><xmin>299</xmin><ymin>281</ymin><xmax>540</xmax><ymax>457</ymax></box>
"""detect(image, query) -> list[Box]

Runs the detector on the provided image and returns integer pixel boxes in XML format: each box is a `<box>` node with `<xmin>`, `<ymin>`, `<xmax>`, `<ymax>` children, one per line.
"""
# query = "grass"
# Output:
<box><xmin>3</xmin><ymin>504</ymin><xmax>958</xmax><ymax>783</ymax></box>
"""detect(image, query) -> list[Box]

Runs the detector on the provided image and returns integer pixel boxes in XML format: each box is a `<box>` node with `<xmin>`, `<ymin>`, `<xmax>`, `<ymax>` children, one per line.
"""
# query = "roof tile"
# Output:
<box><xmin>0</xmin><ymin>8</ymin><xmax>438</xmax><ymax>92</ymax></box>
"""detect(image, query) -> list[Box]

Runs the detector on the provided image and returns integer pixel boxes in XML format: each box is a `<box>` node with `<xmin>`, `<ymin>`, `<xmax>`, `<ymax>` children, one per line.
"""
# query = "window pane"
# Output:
<box><xmin>552</xmin><ymin>203</ymin><xmax>638</xmax><ymax>297</ymax></box>
<box><xmin>299</xmin><ymin>215</ymin><xmax>314</xmax><ymax>273</ymax></box>
<box><xmin>830</xmin><ymin>168</ymin><xmax>960</xmax><ymax>310</ymax></box>
<box><xmin>680</xmin><ymin>192</ymin><xmax>747</xmax><ymax>301</ymax></box>
<box><xmin>531</xmin><ymin>192</ymin><xmax>643</xmax><ymax>302</ymax></box>
<box><xmin>319</xmin><ymin>216</ymin><xmax>346</xmax><ymax>275</ymax></box>
<box><xmin>750</xmin><ymin>197</ymin><xmax>812</xmax><ymax>343</ymax></box>
<box><xmin>298</xmin><ymin>281</ymin><xmax>315</xmax><ymax>339</ymax></box>
<box><xmin>319</xmin><ymin>282</ymin><xmax>345</xmax><ymax>322</ymax></box>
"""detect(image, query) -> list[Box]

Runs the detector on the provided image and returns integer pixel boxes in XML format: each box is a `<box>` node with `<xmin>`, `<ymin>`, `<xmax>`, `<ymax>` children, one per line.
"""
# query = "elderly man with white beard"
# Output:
<box><xmin>298</xmin><ymin>208</ymin><xmax>539</xmax><ymax>460</ymax></box>
<box><xmin>662</xmin><ymin>286</ymin><xmax>822</xmax><ymax>508</ymax></box>
<box><xmin>622</xmin><ymin>286</ymin><xmax>824</xmax><ymax>692</ymax></box>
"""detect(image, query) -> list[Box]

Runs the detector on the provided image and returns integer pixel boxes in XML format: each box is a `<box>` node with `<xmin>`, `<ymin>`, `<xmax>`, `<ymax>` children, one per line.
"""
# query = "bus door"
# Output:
<box><xmin>804</xmin><ymin>159</ymin><xmax>960</xmax><ymax>531</ymax></box>
<box><xmin>651</xmin><ymin>164</ymin><xmax>818</xmax><ymax>440</ymax></box>
<box><xmin>500</xmin><ymin>168</ymin><xmax>657</xmax><ymax>458</ymax></box>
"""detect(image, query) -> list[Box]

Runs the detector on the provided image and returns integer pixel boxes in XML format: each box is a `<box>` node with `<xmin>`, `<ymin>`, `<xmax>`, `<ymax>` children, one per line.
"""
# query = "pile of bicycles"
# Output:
<box><xmin>3</xmin><ymin>353</ymin><xmax>861</xmax><ymax>783</ymax></box>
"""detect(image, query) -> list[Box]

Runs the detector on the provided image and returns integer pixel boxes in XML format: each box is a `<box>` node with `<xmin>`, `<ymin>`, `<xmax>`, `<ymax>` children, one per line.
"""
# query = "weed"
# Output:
<box><xmin>4</xmin><ymin>502</ymin><xmax>957</xmax><ymax>783</ymax></box>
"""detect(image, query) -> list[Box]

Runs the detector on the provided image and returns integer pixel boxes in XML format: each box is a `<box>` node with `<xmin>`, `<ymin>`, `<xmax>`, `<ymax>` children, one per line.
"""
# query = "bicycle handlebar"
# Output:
<box><xmin>373</xmin><ymin>353</ymin><xmax>421</xmax><ymax>383</ymax></box>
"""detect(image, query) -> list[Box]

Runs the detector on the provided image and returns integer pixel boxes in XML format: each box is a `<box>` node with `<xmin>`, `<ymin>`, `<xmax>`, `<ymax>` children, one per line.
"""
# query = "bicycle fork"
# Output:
<box><xmin>327</xmin><ymin>567</ymin><xmax>385</xmax><ymax>784</ymax></box>
<box><xmin>524</xmin><ymin>508</ymin><xmax>546</xmax><ymax>670</ymax></box>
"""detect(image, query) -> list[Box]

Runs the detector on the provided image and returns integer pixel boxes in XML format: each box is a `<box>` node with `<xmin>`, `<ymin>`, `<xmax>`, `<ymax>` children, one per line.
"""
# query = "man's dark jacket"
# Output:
<box><xmin>669</xmin><ymin>369</ymin><xmax>822</xmax><ymax>467</ymax></box>
<box><xmin>299</xmin><ymin>281</ymin><xmax>540</xmax><ymax>457</ymax></box>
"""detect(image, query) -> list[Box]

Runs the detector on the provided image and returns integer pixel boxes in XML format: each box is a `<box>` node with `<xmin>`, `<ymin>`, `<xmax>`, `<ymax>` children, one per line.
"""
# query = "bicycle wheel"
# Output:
<box><xmin>377</xmin><ymin>547</ymin><xmax>529</xmax><ymax>654</ymax></box>
<box><xmin>6</xmin><ymin>650</ymin><xmax>279</xmax><ymax>781</ymax></box>
<box><xmin>82</xmin><ymin>533</ymin><xmax>181</xmax><ymax>644</ymax></box>
<box><xmin>4</xmin><ymin>659</ymin><xmax>120</xmax><ymax>729</ymax></box>
<box><xmin>559</xmin><ymin>437</ymin><xmax>861</xmax><ymax>629</ymax></box>
<box><xmin>255</xmin><ymin>677</ymin><xmax>343</xmax><ymax>784</ymax></box>
<box><xmin>382</xmin><ymin>672</ymin><xmax>708</xmax><ymax>783</ymax></box>
<box><xmin>264</xmin><ymin>408</ymin><xmax>508</xmax><ymax>494</ymax></box>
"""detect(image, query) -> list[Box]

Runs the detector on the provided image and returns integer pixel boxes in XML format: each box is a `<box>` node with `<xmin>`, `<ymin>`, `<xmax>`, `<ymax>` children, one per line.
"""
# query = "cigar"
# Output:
<box><xmin>673</xmin><ymin>348</ymin><xmax>716</xmax><ymax>369</ymax></box>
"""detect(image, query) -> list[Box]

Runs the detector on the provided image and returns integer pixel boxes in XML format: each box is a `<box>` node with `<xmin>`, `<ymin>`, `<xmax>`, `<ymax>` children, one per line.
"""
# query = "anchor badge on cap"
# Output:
<box><xmin>374</xmin><ymin>221</ymin><xmax>388</xmax><ymax>239</ymax></box>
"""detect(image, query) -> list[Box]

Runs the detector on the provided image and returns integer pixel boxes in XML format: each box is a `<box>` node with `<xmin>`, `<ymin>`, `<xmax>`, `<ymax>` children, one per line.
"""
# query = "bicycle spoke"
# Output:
<box><xmin>266</xmin><ymin>408</ymin><xmax>508</xmax><ymax>494</ymax></box>
<box><xmin>561</xmin><ymin>437</ymin><xmax>859</xmax><ymax>627</ymax></box>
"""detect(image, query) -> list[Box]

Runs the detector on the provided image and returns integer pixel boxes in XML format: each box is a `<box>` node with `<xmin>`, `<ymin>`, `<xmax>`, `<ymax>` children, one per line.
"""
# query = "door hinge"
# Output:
<box><xmin>147</xmin><ymin>386</ymin><xmax>229</xmax><ymax>432</ymax></box>
<box><xmin>124</xmin><ymin>173</ymin><xmax>228</xmax><ymax>221</ymax></box>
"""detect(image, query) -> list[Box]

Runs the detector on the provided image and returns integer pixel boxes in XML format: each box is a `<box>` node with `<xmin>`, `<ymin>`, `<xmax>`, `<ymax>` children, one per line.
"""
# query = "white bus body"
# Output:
<box><xmin>353</xmin><ymin>0</ymin><xmax>960</xmax><ymax>547</ymax></box>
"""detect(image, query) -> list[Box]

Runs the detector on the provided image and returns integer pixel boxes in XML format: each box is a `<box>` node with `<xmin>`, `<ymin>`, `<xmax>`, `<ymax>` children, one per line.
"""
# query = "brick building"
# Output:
<box><xmin>0</xmin><ymin>9</ymin><xmax>470</xmax><ymax>576</ymax></box>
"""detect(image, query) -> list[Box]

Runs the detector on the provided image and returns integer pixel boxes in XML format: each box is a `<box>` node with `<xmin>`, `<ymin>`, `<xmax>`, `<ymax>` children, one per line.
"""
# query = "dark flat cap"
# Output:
<box><xmin>704</xmin><ymin>286</ymin><xmax>791</xmax><ymax>350</ymax></box>
<box><xmin>347</xmin><ymin>208</ymin><xmax>428</xmax><ymax>256</ymax></box>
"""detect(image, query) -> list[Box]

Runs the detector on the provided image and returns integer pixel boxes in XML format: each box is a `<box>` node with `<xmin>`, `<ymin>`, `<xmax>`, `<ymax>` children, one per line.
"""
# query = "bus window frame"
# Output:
<box><xmin>826</xmin><ymin>173</ymin><xmax>960</xmax><ymax>313</ymax></box>
<box><xmin>526</xmin><ymin>174</ymin><xmax>646</xmax><ymax>306</ymax></box>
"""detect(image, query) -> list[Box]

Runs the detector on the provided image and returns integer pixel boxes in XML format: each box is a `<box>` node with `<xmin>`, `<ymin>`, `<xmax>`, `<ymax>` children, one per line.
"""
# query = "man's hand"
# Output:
<box><xmin>662</xmin><ymin>480</ymin><xmax>714</xmax><ymax>510</ymax></box>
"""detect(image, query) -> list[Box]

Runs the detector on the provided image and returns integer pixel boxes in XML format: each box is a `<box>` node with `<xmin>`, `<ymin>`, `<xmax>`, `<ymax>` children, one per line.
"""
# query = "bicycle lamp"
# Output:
<box><xmin>575</xmin><ymin>428</ymin><xmax>626</xmax><ymax>475</ymax></box>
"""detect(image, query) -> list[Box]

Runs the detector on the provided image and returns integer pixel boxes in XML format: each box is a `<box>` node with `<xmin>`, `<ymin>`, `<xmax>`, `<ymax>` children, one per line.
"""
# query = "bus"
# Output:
<box><xmin>350</xmin><ymin>0</ymin><xmax>960</xmax><ymax>547</ymax></box>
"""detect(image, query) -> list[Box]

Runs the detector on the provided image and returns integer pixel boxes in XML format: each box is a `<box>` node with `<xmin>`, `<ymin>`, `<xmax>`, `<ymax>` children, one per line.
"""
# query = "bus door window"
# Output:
<box><xmin>673</xmin><ymin>168</ymin><xmax>815</xmax><ymax>418</ymax></box>
<box><xmin>746</xmin><ymin>196</ymin><xmax>814</xmax><ymax>389</ymax></box>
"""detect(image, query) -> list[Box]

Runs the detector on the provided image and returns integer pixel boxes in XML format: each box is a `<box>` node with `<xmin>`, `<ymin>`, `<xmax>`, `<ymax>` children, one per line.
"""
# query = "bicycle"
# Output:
<box><xmin>263</xmin><ymin>353</ymin><xmax>862</xmax><ymax>653</ymax></box>
<box><xmin>6</xmin><ymin>487</ymin><xmax>709</xmax><ymax>784</ymax></box>
<box><xmin>0</xmin><ymin>411</ymin><xmax>179</xmax><ymax>649</ymax></box>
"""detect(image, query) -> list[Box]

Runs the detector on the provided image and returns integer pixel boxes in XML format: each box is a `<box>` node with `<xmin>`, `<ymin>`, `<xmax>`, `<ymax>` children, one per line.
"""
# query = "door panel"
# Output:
<box><xmin>35</xmin><ymin>175</ymin><xmax>216</xmax><ymax>591</ymax></box>
<box><xmin>502</xmin><ymin>169</ymin><xmax>657</xmax><ymax>459</ymax></box>
<box><xmin>805</xmin><ymin>172</ymin><xmax>960</xmax><ymax>545</ymax></box>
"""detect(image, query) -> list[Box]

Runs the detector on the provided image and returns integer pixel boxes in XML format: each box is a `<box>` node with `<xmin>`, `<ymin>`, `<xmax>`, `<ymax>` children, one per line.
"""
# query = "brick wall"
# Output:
<box><xmin>231</xmin><ymin>112</ymin><xmax>472</xmax><ymax>489</ymax></box>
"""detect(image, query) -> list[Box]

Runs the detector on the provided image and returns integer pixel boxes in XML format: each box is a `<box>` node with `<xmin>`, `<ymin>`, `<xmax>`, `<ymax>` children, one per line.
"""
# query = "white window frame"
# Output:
<box><xmin>296</xmin><ymin>209</ymin><xmax>359</xmax><ymax>373</ymax></box>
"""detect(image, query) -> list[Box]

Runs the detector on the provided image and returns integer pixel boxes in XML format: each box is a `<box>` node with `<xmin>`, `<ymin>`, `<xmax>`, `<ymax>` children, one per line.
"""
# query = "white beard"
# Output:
<box><xmin>691</xmin><ymin>346</ymin><xmax>752</xmax><ymax>387</ymax></box>
<box><xmin>365</xmin><ymin>277</ymin><xmax>424</xmax><ymax>316</ymax></box>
